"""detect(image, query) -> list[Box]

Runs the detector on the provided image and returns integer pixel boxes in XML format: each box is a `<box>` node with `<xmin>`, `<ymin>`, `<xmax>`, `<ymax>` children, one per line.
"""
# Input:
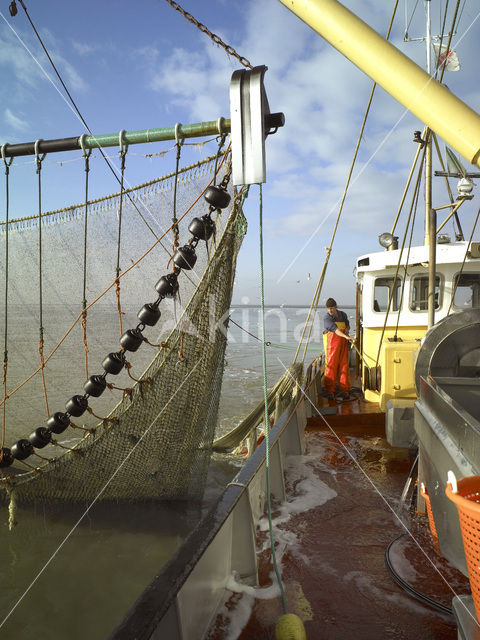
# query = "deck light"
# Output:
<box><xmin>378</xmin><ymin>232</ymin><xmax>398</xmax><ymax>249</ymax></box>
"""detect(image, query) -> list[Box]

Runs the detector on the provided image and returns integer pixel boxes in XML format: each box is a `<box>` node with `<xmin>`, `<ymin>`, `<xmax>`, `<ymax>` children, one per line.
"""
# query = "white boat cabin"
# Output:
<box><xmin>356</xmin><ymin>239</ymin><xmax>480</xmax><ymax>328</ymax></box>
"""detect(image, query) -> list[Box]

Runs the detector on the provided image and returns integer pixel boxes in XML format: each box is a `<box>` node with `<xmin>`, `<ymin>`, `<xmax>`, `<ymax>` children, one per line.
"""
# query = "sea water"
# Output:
<box><xmin>0</xmin><ymin>306</ymin><xmax>327</xmax><ymax>639</ymax></box>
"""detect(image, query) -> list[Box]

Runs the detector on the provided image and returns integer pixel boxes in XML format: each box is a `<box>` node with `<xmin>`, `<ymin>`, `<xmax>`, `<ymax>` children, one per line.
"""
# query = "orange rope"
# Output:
<box><xmin>38</xmin><ymin>339</ymin><xmax>50</xmax><ymax>417</ymax></box>
<box><xmin>70</xmin><ymin>421</ymin><xmax>94</xmax><ymax>434</ymax></box>
<box><xmin>51</xmin><ymin>439</ymin><xmax>80</xmax><ymax>452</ymax></box>
<box><xmin>86</xmin><ymin>407</ymin><xmax>118</xmax><ymax>423</ymax></box>
<box><xmin>0</xmin><ymin>146</ymin><xmax>231</xmax><ymax>407</ymax></box>
<box><xmin>178</xmin><ymin>330</ymin><xmax>185</xmax><ymax>361</ymax></box>
<box><xmin>1</xmin><ymin>361</ymin><xmax>7</xmax><ymax>452</ymax></box>
<box><xmin>144</xmin><ymin>338</ymin><xmax>168</xmax><ymax>349</ymax></box>
<box><xmin>81</xmin><ymin>308</ymin><xmax>89</xmax><ymax>378</ymax></box>
<box><xmin>125</xmin><ymin>361</ymin><xmax>143</xmax><ymax>383</ymax></box>
<box><xmin>114</xmin><ymin>277</ymin><xmax>124</xmax><ymax>336</ymax></box>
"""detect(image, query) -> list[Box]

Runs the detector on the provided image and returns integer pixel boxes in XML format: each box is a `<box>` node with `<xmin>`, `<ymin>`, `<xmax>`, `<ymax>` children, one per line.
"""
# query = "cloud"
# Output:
<box><xmin>72</xmin><ymin>41</ymin><xmax>98</xmax><ymax>56</ymax></box>
<box><xmin>4</xmin><ymin>107</ymin><xmax>28</xmax><ymax>131</ymax></box>
<box><xmin>0</xmin><ymin>23</ymin><xmax>88</xmax><ymax>96</ymax></box>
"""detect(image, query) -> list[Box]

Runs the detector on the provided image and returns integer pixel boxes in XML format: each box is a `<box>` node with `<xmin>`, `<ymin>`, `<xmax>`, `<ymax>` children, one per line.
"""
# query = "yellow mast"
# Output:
<box><xmin>276</xmin><ymin>0</ymin><xmax>480</xmax><ymax>168</ymax></box>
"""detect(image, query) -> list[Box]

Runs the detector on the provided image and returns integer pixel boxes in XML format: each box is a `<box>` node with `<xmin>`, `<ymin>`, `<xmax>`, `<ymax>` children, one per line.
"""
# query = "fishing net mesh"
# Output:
<box><xmin>0</xmin><ymin>154</ymin><xmax>246</xmax><ymax>504</ymax></box>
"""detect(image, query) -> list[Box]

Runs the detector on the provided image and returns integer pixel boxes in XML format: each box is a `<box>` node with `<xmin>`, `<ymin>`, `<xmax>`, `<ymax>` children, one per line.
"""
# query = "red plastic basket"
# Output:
<box><xmin>420</xmin><ymin>484</ymin><xmax>440</xmax><ymax>551</ymax></box>
<box><xmin>446</xmin><ymin>475</ymin><xmax>480</xmax><ymax>618</ymax></box>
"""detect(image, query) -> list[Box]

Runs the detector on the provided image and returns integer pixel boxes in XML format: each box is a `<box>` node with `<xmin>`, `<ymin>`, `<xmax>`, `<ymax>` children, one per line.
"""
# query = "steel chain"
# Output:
<box><xmin>163</xmin><ymin>0</ymin><xmax>253</xmax><ymax>69</ymax></box>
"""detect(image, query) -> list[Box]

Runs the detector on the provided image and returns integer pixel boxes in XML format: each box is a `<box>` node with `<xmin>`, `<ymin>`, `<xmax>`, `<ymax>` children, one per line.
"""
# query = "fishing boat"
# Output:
<box><xmin>109</xmin><ymin>2</ymin><xmax>480</xmax><ymax>639</ymax></box>
<box><xmin>1</xmin><ymin>0</ymin><xmax>480</xmax><ymax>639</ymax></box>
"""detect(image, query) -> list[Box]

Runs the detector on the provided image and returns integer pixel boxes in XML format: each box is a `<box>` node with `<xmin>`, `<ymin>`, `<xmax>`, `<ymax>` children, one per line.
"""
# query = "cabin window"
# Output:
<box><xmin>409</xmin><ymin>275</ymin><xmax>441</xmax><ymax>311</ymax></box>
<box><xmin>373</xmin><ymin>276</ymin><xmax>402</xmax><ymax>312</ymax></box>
<box><xmin>453</xmin><ymin>273</ymin><xmax>480</xmax><ymax>309</ymax></box>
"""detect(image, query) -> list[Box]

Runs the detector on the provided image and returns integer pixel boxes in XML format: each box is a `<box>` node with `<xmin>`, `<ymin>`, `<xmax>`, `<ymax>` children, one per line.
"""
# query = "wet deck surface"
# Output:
<box><xmin>208</xmin><ymin>395</ymin><xmax>471</xmax><ymax>639</ymax></box>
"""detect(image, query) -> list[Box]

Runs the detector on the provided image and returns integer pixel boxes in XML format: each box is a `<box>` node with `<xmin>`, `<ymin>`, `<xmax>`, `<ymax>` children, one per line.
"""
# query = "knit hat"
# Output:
<box><xmin>326</xmin><ymin>298</ymin><xmax>337</xmax><ymax>308</ymax></box>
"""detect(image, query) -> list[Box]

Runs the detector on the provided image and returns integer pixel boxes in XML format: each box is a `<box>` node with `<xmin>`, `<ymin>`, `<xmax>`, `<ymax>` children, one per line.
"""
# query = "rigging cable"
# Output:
<box><xmin>394</xmin><ymin>163</ymin><xmax>422</xmax><ymax>339</ymax></box>
<box><xmin>258</xmin><ymin>184</ymin><xmax>289</xmax><ymax>616</ymax></box>
<box><xmin>0</xmin><ymin>145</ymin><xmax>13</xmax><ymax>465</ymax></box>
<box><xmin>373</xmin><ymin>144</ymin><xmax>426</xmax><ymax>369</ymax></box>
<box><xmin>294</xmin><ymin>0</ymin><xmax>400</xmax><ymax>364</ymax></box>
<box><xmin>447</xmin><ymin>206</ymin><xmax>480</xmax><ymax>315</ymax></box>
<box><xmin>431</xmin><ymin>132</ymin><xmax>464</xmax><ymax>240</ymax></box>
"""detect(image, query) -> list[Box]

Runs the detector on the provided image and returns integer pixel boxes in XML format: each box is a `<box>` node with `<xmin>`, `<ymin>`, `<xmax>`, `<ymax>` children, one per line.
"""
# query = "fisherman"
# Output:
<box><xmin>323</xmin><ymin>298</ymin><xmax>353</xmax><ymax>401</ymax></box>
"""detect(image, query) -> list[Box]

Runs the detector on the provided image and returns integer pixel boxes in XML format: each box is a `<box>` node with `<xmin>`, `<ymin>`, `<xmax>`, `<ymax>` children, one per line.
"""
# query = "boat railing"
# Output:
<box><xmin>110</xmin><ymin>361</ymin><xmax>323</xmax><ymax>640</ymax></box>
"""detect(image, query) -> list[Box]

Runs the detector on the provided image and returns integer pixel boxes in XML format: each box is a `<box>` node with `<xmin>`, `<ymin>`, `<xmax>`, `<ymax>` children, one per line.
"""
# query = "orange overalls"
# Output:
<box><xmin>323</xmin><ymin>318</ymin><xmax>351</xmax><ymax>395</ymax></box>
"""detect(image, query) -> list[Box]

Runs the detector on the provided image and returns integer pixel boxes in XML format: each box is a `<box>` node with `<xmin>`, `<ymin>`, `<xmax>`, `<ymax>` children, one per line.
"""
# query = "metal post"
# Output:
<box><xmin>428</xmin><ymin>207</ymin><xmax>437</xmax><ymax>328</ymax></box>
<box><xmin>425</xmin><ymin>131</ymin><xmax>433</xmax><ymax>244</ymax></box>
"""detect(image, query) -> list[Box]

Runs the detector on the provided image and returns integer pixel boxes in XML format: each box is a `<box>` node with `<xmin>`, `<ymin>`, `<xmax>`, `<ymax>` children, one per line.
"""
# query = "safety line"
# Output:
<box><xmin>259</xmin><ymin>184</ymin><xmax>288</xmax><ymax>614</ymax></box>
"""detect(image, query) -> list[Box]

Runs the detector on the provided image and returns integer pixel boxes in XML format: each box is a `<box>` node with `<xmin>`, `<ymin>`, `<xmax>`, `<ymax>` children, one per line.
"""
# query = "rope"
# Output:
<box><xmin>228</xmin><ymin>316</ymin><xmax>319</xmax><ymax>352</ymax></box>
<box><xmin>390</xmin><ymin>136</ymin><xmax>424</xmax><ymax>236</ymax></box>
<box><xmin>80</xmin><ymin>135</ymin><xmax>92</xmax><ymax>377</ymax></box>
<box><xmin>35</xmin><ymin>140</ymin><xmax>49</xmax><ymax>417</ymax></box>
<box><xmin>172</xmin><ymin>125</ymin><xmax>183</xmax><ymax>258</ymax></box>
<box><xmin>0</xmin><ymin>144</ymin><xmax>13</xmax><ymax>463</ymax></box>
<box><xmin>436</xmin><ymin>0</ymin><xmax>461</xmax><ymax>85</ymax></box>
<box><xmin>259</xmin><ymin>184</ymin><xmax>288</xmax><ymax>614</ymax></box>
<box><xmin>294</xmin><ymin>1</ymin><xmax>400</xmax><ymax>364</ymax></box>
<box><xmin>115</xmin><ymin>132</ymin><xmax>128</xmax><ymax>335</ymax></box>
<box><xmin>394</xmin><ymin>173</ymin><xmax>421</xmax><ymax>339</ymax></box>
<box><xmin>374</xmin><ymin>145</ymin><xmax>426</xmax><ymax>368</ymax></box>
<box><xmin>431</xmin><ymin>132</ymin><xmax>464</xmax><ymax>240</ymax></box>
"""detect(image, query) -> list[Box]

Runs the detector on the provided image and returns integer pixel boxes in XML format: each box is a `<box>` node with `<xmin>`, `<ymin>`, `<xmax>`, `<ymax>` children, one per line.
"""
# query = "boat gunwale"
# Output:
<box><xmin>109</xmin><ymin>384</ymin><xmax>309</xmax><ymax>639</ymax></box>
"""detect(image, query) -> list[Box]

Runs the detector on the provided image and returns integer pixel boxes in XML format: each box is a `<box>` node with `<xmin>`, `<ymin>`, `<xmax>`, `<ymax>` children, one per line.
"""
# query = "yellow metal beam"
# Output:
<box><xmin>277</xmin><ymin>0</ymin><xmax>480</xmax><ymax>167</ymax></box>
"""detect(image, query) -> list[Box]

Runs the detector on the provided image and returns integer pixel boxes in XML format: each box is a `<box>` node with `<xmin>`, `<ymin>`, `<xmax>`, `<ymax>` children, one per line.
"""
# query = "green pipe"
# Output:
<box><xmin>85</xmin><ymin>118</ymin><xmax>230</xmax><ymax>149</ymax></box>
<box><xmin>0</xmin><ymin>118</ymin><xmax>231</xmax><ymax>158</ymax></box>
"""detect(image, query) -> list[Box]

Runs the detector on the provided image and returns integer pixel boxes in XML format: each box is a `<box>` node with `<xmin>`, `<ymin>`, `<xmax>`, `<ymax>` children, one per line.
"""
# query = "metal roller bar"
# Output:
<box><xmin>0</xmin><ymin>113</ymin><xmax>284</xmax><ymax>159</ymax></box>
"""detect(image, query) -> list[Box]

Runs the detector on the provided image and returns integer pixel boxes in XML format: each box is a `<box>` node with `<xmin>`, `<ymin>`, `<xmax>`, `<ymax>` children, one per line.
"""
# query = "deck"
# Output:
<box><xmin>207</xmin><ymin>394</ymin><xmax>471</xmax><ymax>639</ymax></box>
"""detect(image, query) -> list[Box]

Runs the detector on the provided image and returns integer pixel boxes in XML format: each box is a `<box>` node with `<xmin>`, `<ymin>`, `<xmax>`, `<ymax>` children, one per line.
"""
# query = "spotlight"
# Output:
<box><xmin>378</xmin><ymin>232</ymin><xmax>398</xmax><ymax>250</ymax></box>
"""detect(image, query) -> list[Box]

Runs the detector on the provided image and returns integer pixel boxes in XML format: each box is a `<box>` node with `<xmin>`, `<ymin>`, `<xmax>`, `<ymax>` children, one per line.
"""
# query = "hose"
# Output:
<box><xmin>385</xmin><ymin>533</ymin><xmax>453</xmax><ymax>616</ymax></box>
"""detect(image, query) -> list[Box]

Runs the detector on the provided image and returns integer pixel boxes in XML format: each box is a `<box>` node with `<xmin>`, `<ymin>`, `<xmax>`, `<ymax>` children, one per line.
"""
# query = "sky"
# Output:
<box><xmin>0</xmin><ymin>0</ymin><xmax>479</xmax><ymax>306</ymax></box>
